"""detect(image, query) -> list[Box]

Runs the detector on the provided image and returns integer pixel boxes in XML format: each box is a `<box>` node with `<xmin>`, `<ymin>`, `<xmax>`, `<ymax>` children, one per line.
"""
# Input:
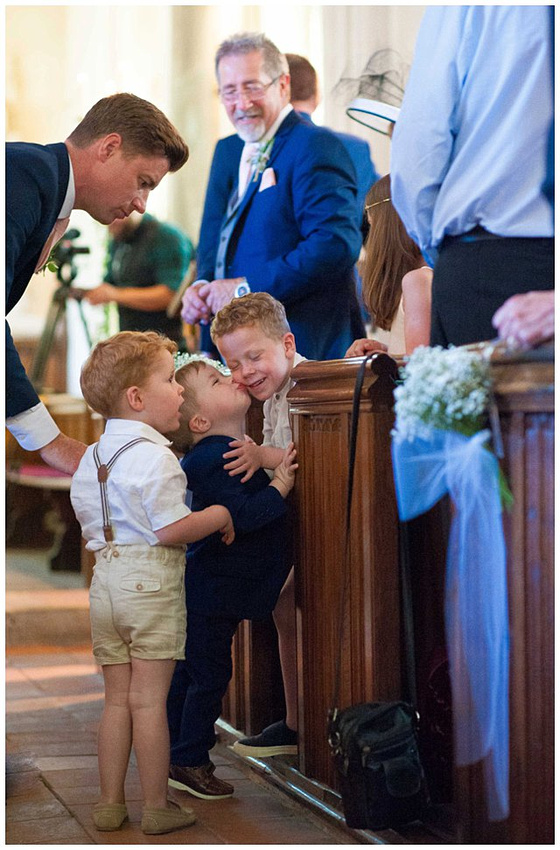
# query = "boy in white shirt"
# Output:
<box><xmin>210</xmin><ymin>293</ymin><xmax>304</xmax><ymax>756</ymax></box>
<box><xmin>70</xmin><ymin>331</ymin><xmax>233</xmax><ymax>835</ymax></box>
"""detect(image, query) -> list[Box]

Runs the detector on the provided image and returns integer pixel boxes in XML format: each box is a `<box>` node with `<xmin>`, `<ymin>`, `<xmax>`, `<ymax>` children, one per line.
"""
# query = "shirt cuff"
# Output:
<box><xmin>6</xmin><ymin>402</ymin><xmax>61</xmax><ymax>451</ymax></box>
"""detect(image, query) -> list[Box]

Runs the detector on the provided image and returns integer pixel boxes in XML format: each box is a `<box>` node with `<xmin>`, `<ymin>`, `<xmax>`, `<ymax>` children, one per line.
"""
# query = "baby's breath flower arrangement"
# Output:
<box><xmin>174</xmin><ymin>351</ymin><xmax>230</xmax><ymax>375</ymax></box>
<box><xmin>393</xmin><ymin>345</ymin><xmax>512</xmax><ymax>507</ymax></box>
<box><xmin>393</xmin><ymin>345</ymin><xmax>492</xmax><ymax>441</ymax></box>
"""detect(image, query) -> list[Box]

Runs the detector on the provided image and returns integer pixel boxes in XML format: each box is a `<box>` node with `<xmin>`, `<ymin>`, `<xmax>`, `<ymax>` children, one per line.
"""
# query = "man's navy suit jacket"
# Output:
<box><xmin>6</xmin><ymin>142</ymin><xmax>70</xmax><ymax>417</ymax></box>
<box><xmin>297</xmin><ymin>111</ymin><xmax>380</xmax><ymax>227</ymax></box>
<box><xmin>197</xmin><ymin>110</ymin><xmax>364</xmax><ymax>361</ymax></box>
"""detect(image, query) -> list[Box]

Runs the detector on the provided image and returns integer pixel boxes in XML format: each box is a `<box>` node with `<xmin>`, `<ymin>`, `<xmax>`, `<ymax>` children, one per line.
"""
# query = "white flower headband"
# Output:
<box><xmin>174</xmin><ymin>351</ymin><xmax>231</xmax><ymax>376</ymax></box>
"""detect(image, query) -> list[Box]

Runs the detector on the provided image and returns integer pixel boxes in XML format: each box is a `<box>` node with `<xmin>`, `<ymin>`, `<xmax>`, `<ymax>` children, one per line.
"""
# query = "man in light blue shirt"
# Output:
<box><xmin>391</xmin><ymin>6</ymin><xmax>554</xmax><ymax>346</ymax></box>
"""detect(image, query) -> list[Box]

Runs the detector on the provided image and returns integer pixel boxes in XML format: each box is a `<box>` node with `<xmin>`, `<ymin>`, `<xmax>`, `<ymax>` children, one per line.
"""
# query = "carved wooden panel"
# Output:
<box><xmin>221</xmin><ymin>617</ymin><xmax>285</xmax><ymax>736</ymax></box>
<box><xmin>218</xmin><ymin>348</ymin><xmax>553</xmax><ymax>845</ymax></box>
<box><xmin>456</xmin><ymin>350</ymin><xmax>554</xmax><ymax>844</ymax></box>
<box><xmin>220</xmin><ymin>398</ymin><xmax>286</xmax><ymax>735</ymax></box>
<box><xmin>289</xmin><ymin>355</ymin><xmax>402</xmax><ymax>786</ymax></box>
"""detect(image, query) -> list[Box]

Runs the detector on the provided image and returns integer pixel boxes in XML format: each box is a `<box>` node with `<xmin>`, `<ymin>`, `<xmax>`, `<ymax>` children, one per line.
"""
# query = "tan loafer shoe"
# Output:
<box><xmin>141</xmin><ymin>800</ymin><xmax>197</xmax><ymax>835</ymax></box>
<box><xmin>92</xmin><ymin>802</ymin><xmax>128</xmax><ymax>831</ymax></box>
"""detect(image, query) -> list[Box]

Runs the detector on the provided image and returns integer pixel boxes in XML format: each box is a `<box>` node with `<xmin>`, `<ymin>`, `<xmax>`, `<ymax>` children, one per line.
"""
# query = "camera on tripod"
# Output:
<box><xmin>51</xmin><ymin>228</ymin><xmax>90</xmax><ymax>286</ymax></box>
<box><xmin>31</xmin><ymin>228</ymin><xmax>93</xmax><ymax>388</ymax></box>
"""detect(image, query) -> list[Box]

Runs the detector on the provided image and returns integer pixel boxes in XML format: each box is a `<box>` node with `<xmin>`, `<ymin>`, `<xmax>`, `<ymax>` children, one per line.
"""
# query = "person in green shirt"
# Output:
<box><xmin>86</xmin><ymin>212</ymin><xmax>193</xmax><ymax>349</ymax></box>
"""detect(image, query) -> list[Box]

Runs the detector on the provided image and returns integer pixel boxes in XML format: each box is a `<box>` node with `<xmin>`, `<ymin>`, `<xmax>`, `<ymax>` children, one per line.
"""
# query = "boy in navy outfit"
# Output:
<box><xmin>166</xmin><ymin>357</ymin><xmax>297</xmax><ymax>799</ymax></box>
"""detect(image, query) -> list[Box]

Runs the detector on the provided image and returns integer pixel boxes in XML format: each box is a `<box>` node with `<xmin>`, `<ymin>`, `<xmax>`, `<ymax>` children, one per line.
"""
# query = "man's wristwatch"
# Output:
<box><xmin>233</xmin><ymin>279</ymin><xmax>251</xmax><ymax>299</ymax></box>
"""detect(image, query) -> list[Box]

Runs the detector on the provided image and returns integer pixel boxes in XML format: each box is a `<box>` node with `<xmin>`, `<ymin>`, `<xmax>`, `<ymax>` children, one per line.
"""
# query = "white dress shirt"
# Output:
<box><xmin>391</xmin><ymin>6</ymin><xmax>553</xmax><ymax>266</ymax></box>
<box><xmin>263</xmin><ymin>351</ymin><xmax>306</xmax><ymax>450</ymax></box>
<box><xmin>70</xmin><ymin>419</ymin><xmax>191</xmax><ymax>551</ymax></box>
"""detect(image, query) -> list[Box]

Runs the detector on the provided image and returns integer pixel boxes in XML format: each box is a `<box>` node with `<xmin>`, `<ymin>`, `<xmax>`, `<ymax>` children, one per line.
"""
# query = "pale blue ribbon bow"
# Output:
<box><xmin>392</xmin><ymin>427</ymin><xmax>509</xmax><ymax>822</ymax></box>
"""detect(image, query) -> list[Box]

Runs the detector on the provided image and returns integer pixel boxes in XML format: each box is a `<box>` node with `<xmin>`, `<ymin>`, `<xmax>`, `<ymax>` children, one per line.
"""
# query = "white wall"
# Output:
<box><xmin>321</xmin><ymin>5</ymin><xmax>425</xmax><ymax>175</ymax></box>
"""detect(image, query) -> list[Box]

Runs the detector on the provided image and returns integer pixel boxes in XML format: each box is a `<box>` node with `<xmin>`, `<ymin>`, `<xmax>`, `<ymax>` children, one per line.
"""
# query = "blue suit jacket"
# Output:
<box><xmin>197</xmin><ymin>110</ymin><xmax>364</xmax><ymax>360</ymax></box>
<box><xmin>182</xmin><ymin>435</ymin><xmax>291</xmax><ymax>620</ymax></box>
<box><xmin>297</xmin><ymin>111</ymin><xmax>380</xmax><ymax>226</ymax></box>
<box><xmin>296</xmin><ymin>112</ymin><xmax>379</xmax><ymax>325</ymax></box>
<box><xmin>6</xmin><ymin>142</ymin><xmax>70</xmax><ymax>417</ymax></box>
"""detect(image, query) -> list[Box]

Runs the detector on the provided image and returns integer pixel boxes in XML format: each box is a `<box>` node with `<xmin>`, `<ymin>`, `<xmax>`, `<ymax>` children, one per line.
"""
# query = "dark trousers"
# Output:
<box><xmin>431</xmin><ymin>234</ymin><xmax>554</xmax><ymax>347</ymax></box>
<box><xmin>167</xmin><ymin>611</ymin><xmax>240</xmax><ymax>767</ymax></box>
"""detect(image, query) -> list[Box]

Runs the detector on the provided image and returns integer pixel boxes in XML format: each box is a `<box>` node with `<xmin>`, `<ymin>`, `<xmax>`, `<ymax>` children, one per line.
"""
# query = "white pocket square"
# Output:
<box><xmin>259</xmin><ymin>167</ymin><xmax>277</xmax><ymax>191</ymax></box>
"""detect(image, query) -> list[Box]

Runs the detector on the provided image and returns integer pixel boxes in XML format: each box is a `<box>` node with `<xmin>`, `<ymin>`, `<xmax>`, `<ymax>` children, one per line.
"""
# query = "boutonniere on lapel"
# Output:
<box><xmin>37</xmin><ymin>249</ymin><xmax>60</xmax><ymax>276</ymax></box>
<box><xmin>251</xmin><ymin>137</ymin><xmax>275</xmax><ymax>181</ymax></box>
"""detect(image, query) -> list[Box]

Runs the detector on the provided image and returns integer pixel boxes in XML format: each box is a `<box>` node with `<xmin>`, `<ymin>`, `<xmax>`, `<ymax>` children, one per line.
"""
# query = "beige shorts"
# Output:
<box><xmin>90</xmin><ymin>544</ymin><xmax>186</xmax><ymax>666</ymax></box>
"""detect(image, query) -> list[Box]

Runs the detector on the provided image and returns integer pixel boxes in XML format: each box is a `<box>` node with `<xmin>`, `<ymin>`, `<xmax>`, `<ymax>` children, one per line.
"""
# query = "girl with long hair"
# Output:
<box><xmin>346</xmin><ymin>174</ymin><xmax>432</xmax><ymax>356</ymax></box>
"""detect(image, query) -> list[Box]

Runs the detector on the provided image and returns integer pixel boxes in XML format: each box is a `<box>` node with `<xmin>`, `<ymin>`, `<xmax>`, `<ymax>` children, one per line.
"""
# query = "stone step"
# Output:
<box><xmin>6</xmin><ymin>590</ymin><xmax>91</xmax><ymax>647</ymax></box>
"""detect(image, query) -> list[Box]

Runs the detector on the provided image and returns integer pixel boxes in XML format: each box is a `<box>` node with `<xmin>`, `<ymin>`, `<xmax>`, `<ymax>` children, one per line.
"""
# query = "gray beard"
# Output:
<box><xmin>235</xmin><ymin>119</ymin><xmax>266</xmax><ymax>143</ymax></box>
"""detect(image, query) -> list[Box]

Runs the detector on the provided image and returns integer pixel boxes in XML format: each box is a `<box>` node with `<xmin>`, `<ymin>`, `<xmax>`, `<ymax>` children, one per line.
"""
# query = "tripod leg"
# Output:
<box><xmin>76</xmin><ymin>300</ymin><xmax>93</xmax><ymax>349</ymax></box>
<box><xmin>30</xmin><ymin>295</ymin><xmax>66</xmax><ymax>389</ymax></box>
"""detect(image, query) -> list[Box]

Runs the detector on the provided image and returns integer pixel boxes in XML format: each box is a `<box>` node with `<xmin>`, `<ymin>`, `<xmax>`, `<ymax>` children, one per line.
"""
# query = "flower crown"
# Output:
<box><xmin>174</xmin><ymin>351</ymin><xmax>230</xmax><ymax>375</ymax></box>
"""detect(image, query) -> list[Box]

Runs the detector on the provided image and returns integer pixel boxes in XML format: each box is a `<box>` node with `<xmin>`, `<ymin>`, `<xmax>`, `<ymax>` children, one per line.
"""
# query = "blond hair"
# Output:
<box><xmin>80</xmin><ymin>331</ymin><xmax>177</xmax><ymax>419</ymax></box>
<box><xmin>171</xmin><ymin>361</ymin><xmax>212</xmax><ymax>451</ymax></box>
<box><xmin>211</xmin><ymin>292</ymin><xmax>290</xmax><ymax>343</ymax></box>
<box><xmin>67</xmin><ymin>93</ymin><xmax>189</xmax><ymax>172</ymax></box>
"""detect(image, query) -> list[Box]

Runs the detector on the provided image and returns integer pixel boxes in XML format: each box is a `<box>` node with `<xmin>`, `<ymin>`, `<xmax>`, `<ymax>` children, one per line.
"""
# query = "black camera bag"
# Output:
<box><xmin>328</xmin><ymin>700</ymin><xmax>429</xmax><ymax>830</ymax></box>
<box><xmin>328</xmin><ymin>355</ymin><xmax>430</xmax><ymax>832</ymax></box>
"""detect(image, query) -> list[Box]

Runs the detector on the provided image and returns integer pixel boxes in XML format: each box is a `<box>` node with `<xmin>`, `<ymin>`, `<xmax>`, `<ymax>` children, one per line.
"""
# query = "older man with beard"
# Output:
<box><xmin>182</xmin><ymin>32</ymin><xmax>364</xmax><ymax>361</ymax></box>
<box><xmin>85</xmin><ymin>211</ymin><xmax>193</xmax><ymax>350</ymax></box>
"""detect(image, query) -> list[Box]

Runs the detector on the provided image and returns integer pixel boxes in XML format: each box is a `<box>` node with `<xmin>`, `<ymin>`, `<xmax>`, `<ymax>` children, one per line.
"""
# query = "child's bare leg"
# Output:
<box><xmin>98</xmin><ymin>663</ymin><xmax>133</xmax><ymax>804</ymax></box>
<box><xmin>272</xmin><ymin>568</ymin><xmax>298</xmax><ymax>730</ymax></box>
<box><xmin>129</xmin><ymin>658</ymin><xmax>176</xmax><ymax>810</ymax></box>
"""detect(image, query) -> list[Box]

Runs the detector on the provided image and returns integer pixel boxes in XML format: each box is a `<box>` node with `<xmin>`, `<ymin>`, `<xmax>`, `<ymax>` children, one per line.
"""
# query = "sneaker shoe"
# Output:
<box><xmin>168</xmin><ymin>762</ymin><xmax>234</xmax><ymax>799</ymax></box>
<box><xmin>141</xmin><ymin>800</ymin><xmax>196</xmax><ymax>835</ymax></box>
<box><xmin>231</xmin><ymin>720</ymin><xmax>298</xmax><ymax>757</ymax></box>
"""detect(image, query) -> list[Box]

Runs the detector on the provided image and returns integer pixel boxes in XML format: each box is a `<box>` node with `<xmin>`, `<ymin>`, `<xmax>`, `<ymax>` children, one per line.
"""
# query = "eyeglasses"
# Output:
<box><xmin>219</xmin><ymin>76</ymin><xmax>281</xmax><ymax>104</ymax></box>
<box><xmin>365</xmin><ymin>197</ymin><xmax>391</xmax><ymax>211</ymax></box>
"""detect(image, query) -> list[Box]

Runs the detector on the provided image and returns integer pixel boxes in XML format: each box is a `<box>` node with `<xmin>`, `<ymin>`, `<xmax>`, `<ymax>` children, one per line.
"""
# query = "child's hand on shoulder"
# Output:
<box><xmin>223</xmin><ymin>434</ymin><xmax>262</xmax><ymax>482</ymax></box>
<box><xmin>219</xmin><ymin>509</ymin><xmax>235</xmax><ymax>546</ymax></box>
<box><xmin>271</xmin><ymin>442</ymin><xmax>298</xmax><ymax>497</ymax></box>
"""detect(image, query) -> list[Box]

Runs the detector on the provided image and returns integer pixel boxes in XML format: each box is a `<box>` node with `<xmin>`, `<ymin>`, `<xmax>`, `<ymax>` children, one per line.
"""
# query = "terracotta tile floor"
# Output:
<box><xmin>6</xmin><ymin>644</ymin><xmax>358</xmax><ymax>845</ymax></box>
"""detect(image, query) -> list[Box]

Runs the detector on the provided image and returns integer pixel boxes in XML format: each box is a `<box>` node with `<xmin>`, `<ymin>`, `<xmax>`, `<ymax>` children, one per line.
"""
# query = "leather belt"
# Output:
<box><xmin>442</xmin><ymin>226</ymin><xmax>504</xmax><ymax>246</ymax></box>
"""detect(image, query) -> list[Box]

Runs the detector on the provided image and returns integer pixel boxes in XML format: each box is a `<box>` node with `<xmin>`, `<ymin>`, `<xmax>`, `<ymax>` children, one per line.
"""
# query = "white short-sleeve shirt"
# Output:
<box><xmin>70</xmin><ymin>419</ymin><xmax>191</xmax><ymax>551</ymax></box>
